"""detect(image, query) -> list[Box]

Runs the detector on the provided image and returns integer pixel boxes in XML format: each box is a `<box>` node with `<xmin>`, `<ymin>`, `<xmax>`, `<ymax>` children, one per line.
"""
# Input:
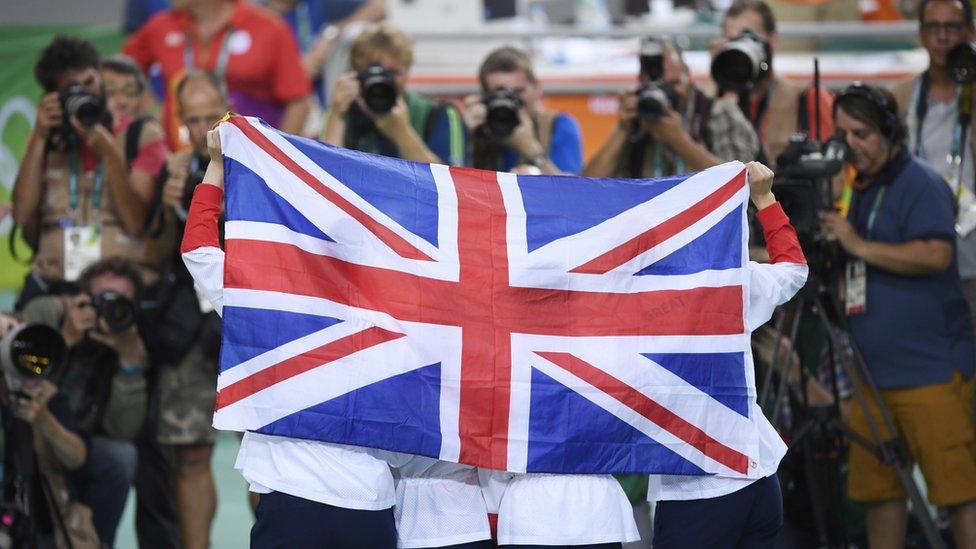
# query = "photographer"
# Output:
<box><xmin>584</xmin><ymin>38</ymin><xmax>758</xmax><ymax>179</ymax></box>
<box><xmin>11</xmin><ymin>36</ymin><xmax>158</xmax><ymax>309</ymax></box>
<box><xmin>1</xmin><ymin>313</ymin><xmax>94</xmax><ymax>548</ymax></box>
<box><xmin>715</xmin><ymin>0</ymin><xmax>834</xmax><ymax>167</ymax></box>
<box><xmin>891</xmin><ymin>0</ymin><xmax>976</xmax><ymax>363</ymax></box>
<box><xmin>820</xmin><ymin>84</ymin><xmax>976</xmax><ymax>548</ymax></box>
<box><xmin>150</xmin><ymin>69</ymin><xmax>228</xmax><ymax>549</ymax></box>
<box><xmin>321</xmin><ymin>22</ymin><xmax>466</xmax><ymax>166</ymax></box>
<box><xmin>463</xmin><ymin>46</ymin><xmax>582</xmax><ymax>175</ymax></box>
<box><xmin>20</xmin><ymin>258</ymin><xmax>150</xmax><ymax>547</ymax></box>
<box><xmin>123</xmin><ymin>0</ymin><xmax>312</xmax><ymax>148</ymax></box>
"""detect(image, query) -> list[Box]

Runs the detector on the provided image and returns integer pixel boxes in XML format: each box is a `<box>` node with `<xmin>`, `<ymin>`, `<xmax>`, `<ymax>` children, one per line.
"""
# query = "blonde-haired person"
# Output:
<box><xmin>322</xmin><ymin>22</ymin><xmax>466</xmax><ymax>167</ymax></box>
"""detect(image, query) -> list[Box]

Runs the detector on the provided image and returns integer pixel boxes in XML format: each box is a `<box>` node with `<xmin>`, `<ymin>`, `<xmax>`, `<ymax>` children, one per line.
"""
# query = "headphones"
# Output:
<box><xmin>834</xmin><ymin>82</ymin><xmax>905</xmax><ymax>143</ymax></box>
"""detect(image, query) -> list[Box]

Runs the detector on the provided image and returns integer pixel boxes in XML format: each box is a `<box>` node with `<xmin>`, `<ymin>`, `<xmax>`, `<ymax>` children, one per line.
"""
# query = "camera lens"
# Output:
<box><xmin>711</xmin><ymin>30</ymin><xmax>769</xmax><ymax>92</ymax></box>
<box><xmin>359</xmin><ymin>63</ymin><xmax>398</xmax><ymax>114</ymax></box>
<box><xmin>483</xmin><ymin>87</ymin><xmax>523</xmax><ymax>139</ymax></box>
<box><xmin>60</xmin><ymin>83</ymin><xmax>105</xmax><ymax>128</ymax></box>
<box><xmin>948</xmin><ymin>42</ymin><xmax>976</xmax><ymax>84</ymax></box>
<box><xmin>94</xmin><ymin>292</ymin><xmax>137</xmax><ymax>334</ymax></box>
<box><xmin>635</xmin><ymin>81</ymin><xmax>673</xmax><ymax>122</ymax></box>
<box><xmin>0</xmin><ymin>324</ymin><xmax>67</xmax><ymax>381</ymax></box>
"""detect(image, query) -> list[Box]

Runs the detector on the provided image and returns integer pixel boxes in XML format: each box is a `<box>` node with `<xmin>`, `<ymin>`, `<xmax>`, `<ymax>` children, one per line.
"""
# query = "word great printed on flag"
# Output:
<box><xmin>212</xmin><ymin>116</ymin><xmax>759</xmax><ymax>476</ymax></box>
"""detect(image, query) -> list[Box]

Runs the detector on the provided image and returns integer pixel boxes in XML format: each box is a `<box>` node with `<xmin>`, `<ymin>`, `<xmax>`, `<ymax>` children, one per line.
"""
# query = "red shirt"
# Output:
<box><xmin>124</xmin><ymin>0</ymin><xmax>310</xmax><ymax>149</ymax></box>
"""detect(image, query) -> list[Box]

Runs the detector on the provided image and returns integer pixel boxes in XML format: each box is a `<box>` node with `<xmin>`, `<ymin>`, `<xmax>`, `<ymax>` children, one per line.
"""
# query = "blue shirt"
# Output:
<box><xmin>847</xmin><ymin>149</ymin><xmax>975</xmax><ymax>388</ymax></box>
<box><xmin>501</xmin><ymin>113</ymin><xmax>583</xmax><ymax>174</ymax></box>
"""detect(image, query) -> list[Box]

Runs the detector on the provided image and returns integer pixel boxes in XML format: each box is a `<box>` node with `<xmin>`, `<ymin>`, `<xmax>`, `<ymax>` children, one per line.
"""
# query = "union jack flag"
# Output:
<box><xmin>209</xmin><ymin>116</ymin><xmax>761</xmax><ymax>476</ymax></box>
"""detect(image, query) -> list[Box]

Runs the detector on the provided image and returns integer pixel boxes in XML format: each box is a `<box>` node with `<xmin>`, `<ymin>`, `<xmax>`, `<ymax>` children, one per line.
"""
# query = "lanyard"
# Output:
<box><xmin>295</xmin><ymin>2</ymin><xmax>314</xmax><ymax>51</ymax></box>
<box><xmin>864</xmin><ymin>186</ymin><xmax>886</xmax><ymax>240</ymax></box>
<box><xmin>184</xmin><ymin>28</ymin><xmax>234</xmax><ymax>78</ymax></box>
<box><xmin>69</xmin><ymin>147</ymin><xmax>104</xmax><ymax>213</ymax></box>
<box><xmin>912</xmin><ymin>74</ymin><xmax>973</xmax><ymax>200</ymax></box>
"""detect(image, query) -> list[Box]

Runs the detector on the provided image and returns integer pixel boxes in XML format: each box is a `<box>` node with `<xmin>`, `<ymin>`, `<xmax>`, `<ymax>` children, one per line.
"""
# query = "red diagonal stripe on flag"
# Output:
<box><xmin>227</xmin><ymin>116</ymin><xmax>434</xmax><ymax>262</ymax></box>
<box><xmin>215</xmin><ymin>326</ymin><xmax>406</xmax><ymax>410</ymax></box>
<box><xmin>536</xmin><ymin>351</ymin><xmax>750</xmax><ymax>474</ymax></box>
<box><xmin>570</xmin><ymin>169</ymin><xmax>746</xmax><ymax>275</ymax></box>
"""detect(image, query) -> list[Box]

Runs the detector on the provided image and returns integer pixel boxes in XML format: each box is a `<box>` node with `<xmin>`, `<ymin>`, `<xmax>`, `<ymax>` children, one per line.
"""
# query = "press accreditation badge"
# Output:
<box><xmin>845</xmin><ymin>259</ymin><xmax>867</xmax><ymax>316</ymax></box>
<box><xmin>63</xmin><ymin>225</ymin><xmax>102</xmax><ymax>282</ymax></box>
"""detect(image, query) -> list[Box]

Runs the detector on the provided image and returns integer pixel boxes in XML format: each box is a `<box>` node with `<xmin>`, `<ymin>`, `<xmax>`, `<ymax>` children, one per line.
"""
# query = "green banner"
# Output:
<box><xmin>0</xmin><ymin>26</ymin><xmax>126</xmax><ymax>302</ymax></box>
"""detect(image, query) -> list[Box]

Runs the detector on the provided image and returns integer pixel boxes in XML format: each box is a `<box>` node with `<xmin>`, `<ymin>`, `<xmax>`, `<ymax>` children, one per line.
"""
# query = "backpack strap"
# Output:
<box><xmin>124</xmin><ymin>115</ymin><xmax>149</xmax><ymax>168</ymax></box>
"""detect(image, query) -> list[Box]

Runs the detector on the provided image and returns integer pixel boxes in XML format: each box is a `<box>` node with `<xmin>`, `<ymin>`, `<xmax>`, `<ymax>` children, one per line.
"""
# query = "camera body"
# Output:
<box><xmin>358</xmin><ymin>63</ymin><xmax>398</xmax><ymax>114</ymax></box>
<box><xmin>711</xmin><ymin>29</ymin><xmax>770</xmax><ymax>92</ymax></box>
<box><xmin>635</xmin><ymin>80</ymin><xmax>677</xmax><ymax>123</ymax></box>
<box><xmin>774</xmin><ymin>133</ymin><xmax>849</xmax><ymax>237</ymax></box>
<box><xmin>1</xmin><ymin>323</ymin><xmax>67</xmax><ymax>396</ymax></box>
<box><xmin>948</xmin><ymin>42</ymin><xmax>976</xmax><ymax>84</ymax></box>
<box><xmin>182</xmin><ymin>168</ymin><xmax>207</xmax><ymax>215</ymax></box>
<box><xmin>60</xmin><ymin>83</ymin><xmax>105</xmax><ymax>128</ymax></box>
<box><xmin>482</xmin><ymin>87</ymin><xmax>524</xmax><ymax>140</ymax></box>
<box><xmin>91</xmin><ymin>291</ymin><xmax>137</xmax><ymax>334</ymax></box>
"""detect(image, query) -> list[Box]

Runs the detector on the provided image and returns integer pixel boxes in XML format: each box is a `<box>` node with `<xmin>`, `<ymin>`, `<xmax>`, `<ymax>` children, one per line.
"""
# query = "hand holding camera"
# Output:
<box><xmin>163</xmin><ymin>154</ymin><xmax>190</xmax><ymax>209</ymax></box>
<box><xmin>34</xmin><ymin>92</ymin><xmax>63</xmax><ymax>140</ymax></box>
<box><xmin>369</xmin><ymin>95</ymin><xmax>413</xmax><ymax>140</ymax></box>
<box><xmin>330</xmin><ymin>71</ymin><xmax>362</xmax><ymax>115</ymax></box>
<box><xmin>12</xmin><ymin>379</ymin><xmax>56</xmax><ymax>425</ymax></box>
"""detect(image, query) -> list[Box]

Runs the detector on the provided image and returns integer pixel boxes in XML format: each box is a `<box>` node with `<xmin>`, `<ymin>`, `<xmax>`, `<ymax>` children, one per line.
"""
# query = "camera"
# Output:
<box><xmin>639</xmin><ymin>37</ymin><xmax>665</xmax><ymax>81</ymax></box>
<box><xmin>60</xmin><ymin>82</ymin><xmax>105</xmax><ymax>128</ymax></box>
<box><xmin>948</xmin><ymin>42</ymin><xmax>976</xmax><ymax>84</ymax></box>
<box><xmin>711</xmin><ymin>29</ymin><xmax>770</xmax><ymax>92</ymax></box>
<box><xmin>1</xmin><ymin>323</ymin><xmax>68</xmax><ymax>397</ymax></box>
<box><xmin>635</xmin><ymin>80</ymin><xmax>676</xmax><ymax>123</ymax></box>
<box><xmin>358</xmin><ymin>62</ymin><xmax>398</xmax><ymax>114</ymax></box>
<box><xmin>181</xmin><ymin>169</ymin><xmax>207</xmax><ymax>215</ymax></box>
<box><xmin>774</xmin><ymin>134</ymin><xmax>849</xmax><ymax>237</ymax></box>
<box><xmin>482</xmin><ymin>87</ymin><xmax>524</xmax><ymax>139</ymax></box>
<box><xmin>92</xmin><ymin>291</ymin><xmax>137</xmax><ymax>334</ymax></box>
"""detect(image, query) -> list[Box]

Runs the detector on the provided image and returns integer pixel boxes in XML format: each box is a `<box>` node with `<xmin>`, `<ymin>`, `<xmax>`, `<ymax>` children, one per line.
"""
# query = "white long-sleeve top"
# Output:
<box><xmin>182</xmin><ymin>183</ymin><xmax>397</xmax><ymax>510</ymax></box>
<box><xmin>648</xmin><ymin>201</ymin><xmax>809</xmax><ymax>502</ymax></box>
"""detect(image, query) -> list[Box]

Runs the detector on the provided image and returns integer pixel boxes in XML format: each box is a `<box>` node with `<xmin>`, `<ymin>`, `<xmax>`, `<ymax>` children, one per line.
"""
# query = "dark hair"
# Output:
<box><xmin>101</xmin><ymin>54</ymin><xmax>147</xmax><ymax>93</ymax></box>
<box><xmin>175</xmin><ymin>69</ymin><xmax>229</xmax><ymax>106</ymax></box>
<box><xmin>79</xmin><ymin>257</ymin><xmax>144</xmax><ymax>299</ymax></box>
<box><xmin>724</xmin><ymin>0</ymin><xmax>777</xmax><ymax>34</ymax></box>
<box><xmin>918</xmin><ymin>0</ymin><xmax>973</xmax><ymax>25</ymax></box>
<box><xmin>35</xmin><ymin>35</ymin><xmax>101</xmax><ymax>92</ymax></box>
<box><xmin>833</xmin><ymin>84</ymin><xmax>906</xmax><ymax>145</ymax></box>
<box><xmin>478</xmin><ymin>46</ymin><xmax>536</xmax><ymax>92</ymax></box>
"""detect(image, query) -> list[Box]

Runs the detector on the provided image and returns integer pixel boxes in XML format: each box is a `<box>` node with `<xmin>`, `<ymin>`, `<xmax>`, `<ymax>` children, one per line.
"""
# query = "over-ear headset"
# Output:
<box><xmin>834</xmin><ymin>82</ymin><xmax>905</xmax><ymax>143</ymax></box>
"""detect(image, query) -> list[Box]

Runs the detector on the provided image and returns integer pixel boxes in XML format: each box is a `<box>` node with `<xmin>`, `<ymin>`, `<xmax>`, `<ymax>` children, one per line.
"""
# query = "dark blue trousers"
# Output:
<box><xmin>652</xmin><ymin>474</ymin><xmax>782</xmax><ymax>549</ymax></box>
<box><xmin>250</xmin><ymin>491</ymin><xmax>397</xmax><ymax>548</ymax></box>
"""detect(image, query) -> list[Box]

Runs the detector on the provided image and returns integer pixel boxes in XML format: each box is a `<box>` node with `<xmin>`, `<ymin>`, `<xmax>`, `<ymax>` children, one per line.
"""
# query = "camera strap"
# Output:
<box><xmin>183</xmin><ymin>27</ymin><xmax>234</xmax><ymax>79</ymax></box>
<box><xmin>68</xmin><ymin>148</ymin><xmax>104</xmax><ymax>214</ymax></box>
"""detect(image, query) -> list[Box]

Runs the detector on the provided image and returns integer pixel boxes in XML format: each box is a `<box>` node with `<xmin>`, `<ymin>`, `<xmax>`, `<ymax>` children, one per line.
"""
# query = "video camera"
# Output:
<box><xmin>711</xmin><ymin>29</ymin><xmax>770</xmax><ymax>92</ymax></box>
<box><xmin>774</xmin><ymin>135</ymin><xmax>849</xmax><ymax>238</ymax></box>
<box><xmin>635</xmin><ymin>37</ymin><xmax>676</xmax><ymax>123</ymax></box>
<box><xmin>91</xmin><ymin>291</ymin><xmax>137</xmax><ymax>334</ymax></box>
<box><xmin>358</xmin><ymin>63</ymin><xmax>398</xmax><ymax>114</ymax></box>
<box><xmin>1</xmin><ymin>323</ymin><xmax>68</xmax><ymax>398</ymax></box>
<box><xmin>481</xmin><ymin>87</ymin><xmax>523</xmax><ymax>140</ymax></box>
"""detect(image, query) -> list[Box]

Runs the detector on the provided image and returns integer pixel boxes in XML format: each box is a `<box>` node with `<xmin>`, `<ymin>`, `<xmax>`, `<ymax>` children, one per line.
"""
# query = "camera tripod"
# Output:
<box><xmin>757</xmin><ymin>271</ymin><xmax>946</xmax><ymax>549</ymax></box>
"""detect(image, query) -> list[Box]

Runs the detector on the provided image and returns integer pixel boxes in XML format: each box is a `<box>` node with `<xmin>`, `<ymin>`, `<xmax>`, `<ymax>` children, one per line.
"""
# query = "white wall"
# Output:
<box><xmin>0</xmin><ymin>0</ymin><xmax>126</xmax><ymax>26</ymax></box>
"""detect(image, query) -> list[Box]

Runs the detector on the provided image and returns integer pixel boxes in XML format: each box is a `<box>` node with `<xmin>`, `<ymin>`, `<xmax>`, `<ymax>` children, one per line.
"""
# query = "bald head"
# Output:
<box><xmin>177</xmin><ymin>71</ymin><xmax>229</xmax><ymax>157</ymax></box>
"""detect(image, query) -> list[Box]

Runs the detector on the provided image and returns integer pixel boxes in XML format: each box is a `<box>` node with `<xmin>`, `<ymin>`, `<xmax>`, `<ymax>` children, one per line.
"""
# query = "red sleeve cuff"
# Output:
<box><xmin>181</xmin><ymin>184</ymin><xmax>223</xmax><ymax>253</ymax></box>
<box><xmin>756</xmin><ymin>202</ymin><xmax>807</xmax><ymax>265</ymax></box>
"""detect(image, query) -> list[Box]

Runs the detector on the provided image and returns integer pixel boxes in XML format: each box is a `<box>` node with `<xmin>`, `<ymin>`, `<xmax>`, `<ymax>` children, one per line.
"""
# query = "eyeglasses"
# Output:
<box><xmin>920</xmin><ymin>21</ymin><xmax>969</xmax><ymax>35</ymax></box>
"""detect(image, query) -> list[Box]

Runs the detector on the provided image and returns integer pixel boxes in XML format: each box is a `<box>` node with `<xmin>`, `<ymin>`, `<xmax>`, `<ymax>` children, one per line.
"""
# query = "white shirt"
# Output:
<box><xmin>647</xmin><ymin>205</ymin><xmax>808</xmax><ymax>502</ymax></box>
<box><xmin>382</xmin><ymin>453</ymin><xmax>491</xmax><ymax>548</ymax></box>
<box><xmin>236</xmin><ymin>431</ymin><xmax>396</xmax><ymax>510</ymax></box>
<box><xmin>497</xmin><ymin>473</ymin><xmax>639</xmax><ymax>545</ymax></box>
